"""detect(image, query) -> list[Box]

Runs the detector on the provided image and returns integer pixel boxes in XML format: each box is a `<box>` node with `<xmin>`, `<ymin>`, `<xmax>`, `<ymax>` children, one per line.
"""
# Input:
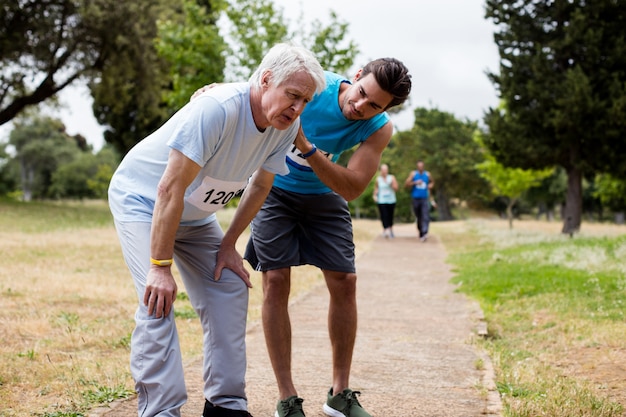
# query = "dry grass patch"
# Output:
<box><xmin>0</xmin><ymin>203</ymin><xmax>379</xmax><ymax>416</ymax></box>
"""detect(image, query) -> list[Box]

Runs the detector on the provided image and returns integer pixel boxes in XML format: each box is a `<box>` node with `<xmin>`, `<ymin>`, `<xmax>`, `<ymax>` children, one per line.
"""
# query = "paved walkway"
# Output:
<box><xmin>92</xmin><ymin>224</ymin><xmax>502</xmax><ymax>417</ymax></box>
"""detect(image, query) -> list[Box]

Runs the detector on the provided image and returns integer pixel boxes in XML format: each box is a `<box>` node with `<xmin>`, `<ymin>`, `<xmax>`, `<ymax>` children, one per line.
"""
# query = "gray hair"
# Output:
<box><xmin>249</xmin><ymin>43</ymin><xmax>326</xmax><ymax>95</ymax></box>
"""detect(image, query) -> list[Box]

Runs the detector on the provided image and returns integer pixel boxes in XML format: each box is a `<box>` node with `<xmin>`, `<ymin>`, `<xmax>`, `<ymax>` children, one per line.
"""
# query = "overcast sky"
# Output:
<box><xmin>275</xmin><ymin>0</ymin><xmax>501</xmax><ymax>128</ymax></box>
<box><xmin>2</xmin><ymin>0</ymin><xmax>501</xmax><ymax>150</ymax></box>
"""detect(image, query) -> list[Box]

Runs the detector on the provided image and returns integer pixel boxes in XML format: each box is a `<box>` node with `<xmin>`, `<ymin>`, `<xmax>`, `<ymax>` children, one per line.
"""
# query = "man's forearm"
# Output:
<box><xmin>150</xmin><ymin>191</ymin><xmax>184</xmax><ymax>260</ymax></box>
<box><xmin>304</xmin><ymin>150</ymin><xmax>367</xmax><ymax>201</ymax></box>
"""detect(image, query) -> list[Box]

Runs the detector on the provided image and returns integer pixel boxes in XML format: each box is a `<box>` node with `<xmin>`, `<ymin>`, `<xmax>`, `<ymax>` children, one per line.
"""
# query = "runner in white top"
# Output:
<box><xmin>108</xmin><ymin>43</ymin><xmax>325</xmax><ymax>417</ymax></box>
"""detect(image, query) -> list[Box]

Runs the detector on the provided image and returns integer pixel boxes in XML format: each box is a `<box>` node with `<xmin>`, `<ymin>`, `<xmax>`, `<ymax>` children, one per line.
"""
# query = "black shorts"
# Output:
<box><xmin>244</xmin><ymin>187</ymin><xmax>355</xmax><ymax>273</ymax></box>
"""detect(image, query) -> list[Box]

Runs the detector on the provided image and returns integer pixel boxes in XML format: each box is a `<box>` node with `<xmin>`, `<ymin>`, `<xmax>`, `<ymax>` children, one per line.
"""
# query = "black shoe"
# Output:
<box><xmin>204</xmin><ymin>399</ymin><xmax>253</xmax><ymax>417</ymax></box>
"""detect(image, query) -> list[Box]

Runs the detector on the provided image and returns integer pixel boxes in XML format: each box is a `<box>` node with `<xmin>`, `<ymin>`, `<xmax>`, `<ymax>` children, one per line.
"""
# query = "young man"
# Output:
<box><xmin>239</xmin><ymin>58</ymin><xmax>411</xmax><ymax>417</ymax></box>
<box><xmin>404</xmin><ymin>160</ymin><xmax>434</xmax><ymax>241</ymax></box>
<box><xmin>108</xmin><ymin>43</ymin><xmax>325</xmax><ymax>417</ymax></box>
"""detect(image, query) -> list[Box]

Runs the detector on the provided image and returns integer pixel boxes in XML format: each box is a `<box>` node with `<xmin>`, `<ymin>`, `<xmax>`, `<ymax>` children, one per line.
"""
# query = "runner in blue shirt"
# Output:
<box><xmin>404</xmin><ymin>160</ymin><xmax>435</xmax><ymax>241</ymax></box>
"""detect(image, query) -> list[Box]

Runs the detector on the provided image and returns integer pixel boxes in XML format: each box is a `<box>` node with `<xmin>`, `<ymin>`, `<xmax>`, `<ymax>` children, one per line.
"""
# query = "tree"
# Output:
<box><xmin>156</xmin><ymin>0</ymin><xmax>228</xmax><ymax>111</ymax></box>
<box><xmin>7</xmin><ymin>115</ymin><xmax>84</xmax><ymax>201</ymax></box>
<box><xmin>225</xmin><ymin>0</ymin><xmax>359</xmax><ymax>79</ymax></box>
<box><xmin>300</xmin><ymin>10</ymin><xmax>359</xmax><ymax>75</ymax></box>
<box><xmin>0</xmin><ymin>0</ymin><xmax>168</xmax><ymax>128</ymax></box>
<box><xmin>225</xmin><ymin>0</ymin><xmax>290</xmax><ymax>80</ymax></box>
<box><xmin>593</xmin><ymin>173</ymin><xmax>626</xmax><ymax>223</ymax></box>
<box><xmin>50</xmin><ymin>145</ymin><xmax>119</xmax><ymax>199</ymax></box>
<box><xmin>476</xmin><ymin>149</ymin><xmax>554</xmax><ymax>229</ymax></box>
<box><xmin>484</xmin><ymin>0</ymin><xmax>626</xmax><ymax>235</ymax></box>
<box><xmin>89</xmin><ymin>0</ymin><xmax>189</xmax><ymax>155</ymax></box>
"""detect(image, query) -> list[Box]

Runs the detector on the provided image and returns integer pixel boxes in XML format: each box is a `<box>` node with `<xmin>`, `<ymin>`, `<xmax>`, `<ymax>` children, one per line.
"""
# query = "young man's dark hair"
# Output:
<box><xmin>361</xmin><ymin>58</ymin><xmax>412</xmax><ymax>109</ymax></box>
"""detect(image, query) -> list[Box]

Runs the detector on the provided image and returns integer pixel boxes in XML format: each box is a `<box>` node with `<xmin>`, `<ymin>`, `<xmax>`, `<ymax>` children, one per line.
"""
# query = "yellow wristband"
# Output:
<box><xmin>150</xmin><ymin>257</ymin><xmax>173</xmax><ymax>267</ymax></box>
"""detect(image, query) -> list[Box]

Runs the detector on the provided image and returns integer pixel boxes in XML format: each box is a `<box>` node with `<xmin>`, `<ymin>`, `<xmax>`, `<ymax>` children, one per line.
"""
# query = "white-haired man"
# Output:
<box><xmin>108</xmin><ymin>43</ymin><xmax>325</xmax><ymax>417</ymax></box>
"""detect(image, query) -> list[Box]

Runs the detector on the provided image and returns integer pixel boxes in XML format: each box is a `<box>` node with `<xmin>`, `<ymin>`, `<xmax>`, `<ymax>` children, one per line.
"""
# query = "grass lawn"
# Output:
<box><xmin>434</xmin><ymin>218</ymin><xmax>626</xmax><ymax>417</ymax></box>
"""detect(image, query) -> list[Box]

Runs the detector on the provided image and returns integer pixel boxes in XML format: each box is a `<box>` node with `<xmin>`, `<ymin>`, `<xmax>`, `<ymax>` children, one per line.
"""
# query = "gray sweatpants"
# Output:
<box><xmin>114</xmin><ymin>220</ymin><xmax>248</xmax><ymax>417</ymax></box>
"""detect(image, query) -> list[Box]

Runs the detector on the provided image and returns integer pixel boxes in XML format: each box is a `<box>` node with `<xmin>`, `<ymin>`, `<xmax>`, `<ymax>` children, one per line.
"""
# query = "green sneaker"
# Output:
<box><xmin>323</xmin><ymin>388</ymin><xmax>372</xmax><ymax>417</ymax></box>
<box><xmin>275</xmin><ymin>395</ymin><xmax>306</xmax><ymax>417</ymax></box>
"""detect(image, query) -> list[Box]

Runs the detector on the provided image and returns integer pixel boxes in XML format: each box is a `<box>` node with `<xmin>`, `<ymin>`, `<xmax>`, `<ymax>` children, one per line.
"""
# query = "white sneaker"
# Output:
<box><xmin>420</xmin><ymin>233</ymin><xmax>428</xmax><ymax>242</ymax></box>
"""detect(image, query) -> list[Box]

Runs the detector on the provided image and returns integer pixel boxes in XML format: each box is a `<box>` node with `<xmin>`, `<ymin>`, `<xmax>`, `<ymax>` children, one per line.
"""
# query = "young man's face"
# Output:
<box><xmin>341</xmin><ymin>72</ymin><xmax>393</xmax><ymax>121</ymax></box>
<box><xmin>261</xmin><ymin>71</ymin><xmax>316</xmax><ymax>130</ymax></box>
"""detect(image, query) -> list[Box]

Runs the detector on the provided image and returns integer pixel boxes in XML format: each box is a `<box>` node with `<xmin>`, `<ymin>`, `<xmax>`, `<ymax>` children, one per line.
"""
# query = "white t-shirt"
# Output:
<box><xmin>108</xmin><ymin>82</ymin><xmax>296</xmax><ymax>226</ymax></box>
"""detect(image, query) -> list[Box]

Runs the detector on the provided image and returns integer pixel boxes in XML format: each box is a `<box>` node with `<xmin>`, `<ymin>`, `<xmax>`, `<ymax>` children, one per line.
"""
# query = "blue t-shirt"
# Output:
<box><xmin>273</xmin><ymin>71</ymin><xmax>390</xmax><ymax>194</ymax></box>
<box><xmin>108</xmin><ymin>82</ymin><xmax>296</xmax><ymax>226</ymax></box>
<box><xmin>410</xmin><ymin>171</ymin><xmax>430</xmax><ymax>199</ymax></box>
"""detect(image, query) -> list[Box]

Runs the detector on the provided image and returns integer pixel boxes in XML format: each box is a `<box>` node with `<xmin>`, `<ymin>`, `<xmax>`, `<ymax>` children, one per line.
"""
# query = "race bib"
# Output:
<box><xmin>187</xmin><ymin>176</ymin><xmax>247</xmax><ymax>214</ymax></box>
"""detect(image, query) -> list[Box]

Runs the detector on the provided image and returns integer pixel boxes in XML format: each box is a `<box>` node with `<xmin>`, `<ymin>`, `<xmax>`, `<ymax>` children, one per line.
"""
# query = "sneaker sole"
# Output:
<box><xmin>322</xmin><ymin>404</ymin><xmax>346</xmax><ymax>417</ymax></box>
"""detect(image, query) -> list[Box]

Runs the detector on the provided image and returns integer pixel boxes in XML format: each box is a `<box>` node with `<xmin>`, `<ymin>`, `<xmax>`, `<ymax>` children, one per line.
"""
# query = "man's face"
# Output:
<box><xmin>340</xmin><ymin>72</ymin><xmax>393</xmax><ymax>121</ymax></box>
<box><xmin>417</xmin><ymin>161</ymin><xmax>425</xmax><ymax>172</ymax></box>
<box><xmin>260</xmin><ymin>71</ymin><xmax>316</xmax><ymax>130</ymax></box>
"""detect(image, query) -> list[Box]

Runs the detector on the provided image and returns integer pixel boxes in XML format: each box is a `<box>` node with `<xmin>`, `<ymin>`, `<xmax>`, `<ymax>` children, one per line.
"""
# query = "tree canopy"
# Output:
<box><xmin>483</xmin><ymin>0</ymin><xmax>626</xmax><ymax>234</ymax></box>
<box><xmin>225</xmin><ymin>0</ymin><xmax>358</xmax><ymax>79</ymax></box>
<box><xmin>0</xmin><ymin>0</ymin><xmax>167</xmax><ymax>127</ymax></box>
<box><xmin>2</xmin><ymin>0</ymin><xmax>359</xmax><ymax>156</ymax></box>
<box><xmin>475</xmin><ymin>139</ymin><xmax>554</xmax><ymax>229</ymax></box>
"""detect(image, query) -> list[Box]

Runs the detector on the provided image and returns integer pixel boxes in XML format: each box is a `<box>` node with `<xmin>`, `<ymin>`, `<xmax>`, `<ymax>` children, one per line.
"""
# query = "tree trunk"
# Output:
<box><xmin>561</xmin><ymin>165</ymin><xmax>583</xmax><ymax>236</ymax></box>
<box><xmin>507</xmin><ymin>198</ymin><xmax>517</xmax><ymax>229</ymax></box>
<box><xmin>20</xmin><ymin>159</ymin><xmax>33</xmax><ymax>202</ymax></box>
<box><xmin>435</xmin><ymin>185</ymin><xmax>453</xmax><ymax>221</ymax></box>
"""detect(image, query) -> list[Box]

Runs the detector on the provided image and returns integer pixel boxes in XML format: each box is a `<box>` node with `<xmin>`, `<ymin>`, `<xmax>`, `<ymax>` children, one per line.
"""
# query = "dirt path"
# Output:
<box><xmin>91</xmin><ymin>224</ymin><xmax>502</xmax><ymax>417</ymax></box>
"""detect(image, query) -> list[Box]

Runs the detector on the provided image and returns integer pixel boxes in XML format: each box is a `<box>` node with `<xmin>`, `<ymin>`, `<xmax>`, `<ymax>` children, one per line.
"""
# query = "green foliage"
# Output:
<box><xmin>225</xmin><ymin>0</ymin><xmax>290</xmax><ymax>80</ymax></box>
<box><xmin>37</xmin><ymin>382</ymin><xmax>132</xmax><ymax>417</ymax></box>
<box><xmin>0</xmin><ymin>0</ymin><xmax>174</xmax><ymax>131</ymax></box>
<box><xmin>7</xmin><ymin>115</ymin><xmax>84</xmax><ymax>200</ymax></box>
<box><xmin>593</xmin><ymin>174</ymin><xmax>626</xmax><ymax>212</ymax></box>
<box><xmin>50</xmin><ymin>154</ymin><xmax>101</xmax><ymax>199</ymax></box>
<box><xmin>156</xmin><ymin>0</ymin><xmax>228</xmax><ymax>110</ymax></box>
<box><xmin>302</xmin><ymin>11</ymin><xmax>359</xmax><ymax>75</ymax></box>
<box><xmin>81</xmin><ymin>384</ymin><xmax>133</xmax><ymax>404</ymax></box>
<box><xmin>225</xmin><ymin>0</ymin><xmax>359</xmax><ymax>80</ymax></box>
<box><xmin>40</xmin><ymin>412</ymin><xmax>85</xmax><ymax>417</ymax></box>
<box><xmin>2</xmin><ymin>0</ymin><xmax>359</xmax><ymax>158</ymax></box>
<box><xmin>1</xmin><ymin>0</ymin><xmax>92</xmax><ymax>125</ymax></box>
<box><xmin>524</xmin><ymin>168</ymin><xmax>568</xmax><ymax>216</ymax></box>
<box><xmin>87</xmin><ymin>164</ymin><xmax>114</xmax><ymax>200</ymax></box>
<box><xmin>3</xmin><ymin>115</ymin><xmax>119</xmax><ymax>200</ymax></box>
<box><xmin>90</xmin><ymin>0</ymin><xmax>176</xmax><ymax>155</ymax></box>
<box><xmin>475</xmin><ymin>133</ymin><xmax>553</xmax><ymax>228</ymax></box>
<box><xmin>383</xmin><ymin>108</ymin><xmax>488</xmax><ymax>222</ymax></box>
<box><xmin>484</xmin><ymin>0</ymin><xmax>626</xmax><ymax>232</ymax></box>
<box><xmin>476</xmin><ymin>155</ymin><xmax>553</xmax><ymax>202</ymax></box>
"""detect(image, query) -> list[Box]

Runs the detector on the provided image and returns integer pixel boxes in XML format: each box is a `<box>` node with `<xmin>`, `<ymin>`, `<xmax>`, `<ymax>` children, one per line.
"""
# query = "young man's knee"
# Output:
<box><xmin>262</xmin><ymin>269</ymin><xmax>291</xmax><ymax>299</ymax></box>
<box><xmin>325</xmin><ymin>272</ymin><xmax>357</xmax><ymax>295</ymax></box>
